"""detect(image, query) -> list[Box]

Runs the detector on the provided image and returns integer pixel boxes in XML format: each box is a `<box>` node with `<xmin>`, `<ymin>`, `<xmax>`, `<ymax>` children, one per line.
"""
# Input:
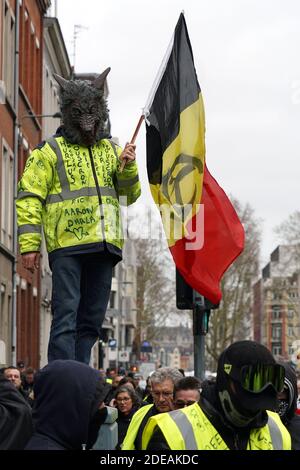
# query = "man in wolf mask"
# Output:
<box><xmin>16</xmin><ymin>68</ymin><xmax>141</xmax><ymax>364</ymax></box>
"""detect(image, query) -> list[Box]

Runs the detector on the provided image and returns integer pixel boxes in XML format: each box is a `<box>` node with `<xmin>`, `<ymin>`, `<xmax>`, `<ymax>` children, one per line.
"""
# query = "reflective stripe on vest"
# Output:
<box><xmin>169</xmin><ymin>410</ymin><xmax>198</xmax><ymax>450</ymax></box>
<box><xmin>267</xmin><ymin>414</ymin><xmax>283</xmax><ymax>450</ymax></box>
<box><xmin>18</xmin><ymin>224</ymin><xmax>42</xmax><ymax>236</ymax></box>
<box><xmin>46</xmin><ymin>186</ymin><xmax>117</xmax><ymax>204</ymax></box>
<box><xmin>17</xmin><ymin>191</ymin><xmax>45</xmax><ymax>203</ymax></box>
<box><xmin>109</xmin><ymin>140</ymin><xmax>119</xmax><ymax>160</ymax></box>
<box><xmin>46</xmin><ymin>137</ymin><xmax>117</xmax><ymax>204</ymax></box>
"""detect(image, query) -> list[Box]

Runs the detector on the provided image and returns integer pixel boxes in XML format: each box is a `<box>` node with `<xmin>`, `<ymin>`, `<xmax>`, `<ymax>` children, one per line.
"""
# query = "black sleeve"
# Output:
<box><xmin>146</xmin><ymin>426</ymin><xmax>171</xmax><ymax>450</ymax></box>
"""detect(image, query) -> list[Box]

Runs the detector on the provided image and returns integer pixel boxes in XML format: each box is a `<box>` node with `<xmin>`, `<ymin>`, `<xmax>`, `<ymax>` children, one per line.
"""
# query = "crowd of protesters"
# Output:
<box><xmin>1</xmin><ymin>341</ymin><xmax>300</xmax><ymax>450</ymax></box>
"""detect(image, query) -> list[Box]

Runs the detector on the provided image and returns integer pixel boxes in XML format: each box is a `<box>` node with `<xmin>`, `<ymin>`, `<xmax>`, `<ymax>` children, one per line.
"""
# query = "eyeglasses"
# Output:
<box><xmin>174</xmin><ymin>400</ymin><xmax>196</xmax><ymax>408</ymax></box>
<box><xmin>151</xmin><ymin>391</ymin><xmax>173</xmax><ymax>399</ymax></box>
<box><xmin>224</xmin><ymin>363</ymin><xmax>285</xmax><ymax>393</ymax></box>
<box><xmin>116</xmin><ymin>397</ymin><xmax>131</xmax><ymax>403</ymax></box>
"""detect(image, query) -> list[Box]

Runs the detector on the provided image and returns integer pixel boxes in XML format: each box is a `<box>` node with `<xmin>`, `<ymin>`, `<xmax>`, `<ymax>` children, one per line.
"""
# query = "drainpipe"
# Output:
<box><xmin>12</xmin><ymin>0</ymin><xmax>20</xmax><ymax>366</ymax></box>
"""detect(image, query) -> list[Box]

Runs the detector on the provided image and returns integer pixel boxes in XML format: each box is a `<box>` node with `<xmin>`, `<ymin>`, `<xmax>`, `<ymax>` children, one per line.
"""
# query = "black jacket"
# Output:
<box><xmin>0</xmin><ymin>376</ymin><xmax>33</xmax><ymax>449</ymax></box>
<box><xmin>147</xmin><ymin>381</ymin><xmax>269</xmax><ymax>450</ymax></box>
<box><xmin>25</xmin><ymin>360</ymin><xmax>109</xmax><ymax>450</ymax></box>
<box><xmin>116</xmin><ymin>405</ymin><xmax>140</xmax><ymax>449</ymax></box>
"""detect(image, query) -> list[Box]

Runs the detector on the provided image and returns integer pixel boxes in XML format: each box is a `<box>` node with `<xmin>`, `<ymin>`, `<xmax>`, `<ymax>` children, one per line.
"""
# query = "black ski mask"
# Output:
<box><xmin>53</xmin><ymin>68</ymin><xmax>110</xmax><ymax>147</ymax></box>
<box><xmin>217</xmin><ymin>341</ymin><xmax>280</xmax><ymax>428</ymax></box>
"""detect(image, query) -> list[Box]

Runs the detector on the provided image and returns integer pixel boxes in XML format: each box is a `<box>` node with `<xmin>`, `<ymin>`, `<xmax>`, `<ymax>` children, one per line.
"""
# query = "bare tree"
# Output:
<box><xmin>205</xmin><ymin>199</ymin><xmax>261</xmax><ymax>370</ymax></box>
<box><xmin>274</xmin><ymin>210</ymin><xmax>300</xmax><ymax>265</ymax></box>
<box><xmin>129</xmin><ymin>208</ymin><xmax>176</xmax><ymax>359</ymax></box>
<box><xmin>275</xmin><ymin>210</ymin><xmax>300</xmax><ymax>245</ymax></box>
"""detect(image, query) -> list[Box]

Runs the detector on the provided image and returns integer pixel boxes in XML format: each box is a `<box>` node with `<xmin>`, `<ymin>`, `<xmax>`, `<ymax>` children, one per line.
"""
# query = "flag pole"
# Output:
<box><xmin>119</xmin><ymin>115</ymin><xmax>145</xmax><ymax>173</ymax></box>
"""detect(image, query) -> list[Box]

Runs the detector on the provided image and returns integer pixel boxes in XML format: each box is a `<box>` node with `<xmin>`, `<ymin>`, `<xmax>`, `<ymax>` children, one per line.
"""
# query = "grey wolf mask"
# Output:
<box><xmin>53</xmin><ymin>68</ymin><xmax>110</xmax><ymax>147</ymax></box>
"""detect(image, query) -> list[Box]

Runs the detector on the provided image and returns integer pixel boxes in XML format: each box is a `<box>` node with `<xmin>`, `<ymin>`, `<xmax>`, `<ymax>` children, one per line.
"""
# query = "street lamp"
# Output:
<box><xmin>119</xmin><ymin>280</ymin><xmax>134</xmax><ymax>369</ymax></box>
<box><xmin>20</xmin><ymin>111</ymin><xmax>62</xmax><ymax>121</ymax></box>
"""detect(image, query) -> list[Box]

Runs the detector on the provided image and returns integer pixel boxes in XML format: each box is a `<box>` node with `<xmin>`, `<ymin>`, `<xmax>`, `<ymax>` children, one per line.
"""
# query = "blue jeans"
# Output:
<box><xmin>48</xmin><ymin>253</ymin><xmax>113</xmax><ymax>364</ymax></box>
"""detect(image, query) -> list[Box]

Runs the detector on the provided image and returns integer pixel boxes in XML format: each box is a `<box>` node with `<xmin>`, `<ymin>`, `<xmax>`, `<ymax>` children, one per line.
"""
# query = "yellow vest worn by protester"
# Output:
<box><xmin>142</xmin><ymin>402</ymin><xmax>291</xmax><ymax>450</ymax></box>
<box><xmin>122</xmin><ymin>404</ymin><xmax>153</xmax><ymax>450</ymax></box>
<box><xmin>16</xmin><ymin>137</ymin><xmax>141</xmax><ymax>255</ymax></box>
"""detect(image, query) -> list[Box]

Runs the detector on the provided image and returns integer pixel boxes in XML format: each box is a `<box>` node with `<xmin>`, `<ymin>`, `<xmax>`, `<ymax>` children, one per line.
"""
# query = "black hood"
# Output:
<box><xmin>32</xmin><ymin>360</ymin><xmax>110</xmax><ymax>449</ymax></box>
<box><xmin>278</xmin><ymin>362</ymin><xmax>298</xmax><ymax>421</ymax></box>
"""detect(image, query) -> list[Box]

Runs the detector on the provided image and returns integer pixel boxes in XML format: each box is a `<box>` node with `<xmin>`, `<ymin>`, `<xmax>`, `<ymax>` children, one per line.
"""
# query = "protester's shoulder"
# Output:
<box><xmin>288</xmin><ymin>413</ymin><xmax>300</xmax><ymax>429</ymax></box>
<box><xmin>106</xmin><ymin>138</ymin><xmax>122</xmax><ymax>154</ymax></box>
<box><xmin>0</xmin><ymin>377</ymin><xmax>30</xmax><ymax>408</ymax></box>
<box><xmin>108</xmin><ymin>138</ymin><xmax>121</xmax><ymax>148</ymax></box>
<box><xmin>133</xmin><ymin>403</ymin><xmax>153</xmax><ymax>419</ymax></box>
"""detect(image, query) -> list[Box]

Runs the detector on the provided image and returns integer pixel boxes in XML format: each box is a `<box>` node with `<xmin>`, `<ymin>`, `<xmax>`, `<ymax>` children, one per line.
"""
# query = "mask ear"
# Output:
<box><xmin>53</xmin><ymin>73</ymin><xmax>69</xmax><ymax>90</ymax></box>
<box><xmin>94</xmin><ymin>67</ymin><xmax>111</xmax><ymax>89</ymax></box>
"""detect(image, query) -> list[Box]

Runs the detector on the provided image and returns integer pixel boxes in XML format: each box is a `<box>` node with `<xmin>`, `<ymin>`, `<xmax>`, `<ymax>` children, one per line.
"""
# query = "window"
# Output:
<box><xmin>288</xmin><ymin>326</ymin><xmax>294</xmax><ymax>337</ymax></box>
<box><xmin>3</xmin><ymin>1</ymin><xmax>16</xmax><ymax>104</ymax></box>
<box><xmin>1</xmin><ymin>143</ymin><xmax>14</xmax><ymax>250</ymax></box>
<box><xmin>272</xmin><ymin>343</ymin><xmax>282</xmax><ymax>356</ymax></box>
<box><xmin>19</xmin><ymin>7</ymin><xmax>41</xmax><ymax>114</ymax></box>
<box><xmin>271</xmin><ymin>307</ymin><xmax>281</xmax><ymax>320</ymax></box>
<box><xmin>109</xmin><ymin>291</ymin><xmax>116</xmax><ymax>309</ymax></box>
<box><xmin>0</xmin><ymin>285</ymin><xmax>5</xmax><ymax>334</ymax></box>
<box><xmin>288</xmin><ymin>310</ymin><xmax>294</xmax><ymax>319</ymax></box>
<box><xmin>272</xmin><ymin>323</ymin><xmax>282</xmax><ymax>340</ymax></box>
<box><xmin>289</xmin><ymin>292</ymin><xmax>298</xmax><ymax>299</ymax></box>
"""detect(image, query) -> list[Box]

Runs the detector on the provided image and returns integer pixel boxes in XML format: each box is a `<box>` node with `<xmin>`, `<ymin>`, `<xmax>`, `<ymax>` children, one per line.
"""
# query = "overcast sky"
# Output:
<box><xmin>54</xmin><ymin>0</ymin><xmax>300</xmax><ymax>268</ymax></box>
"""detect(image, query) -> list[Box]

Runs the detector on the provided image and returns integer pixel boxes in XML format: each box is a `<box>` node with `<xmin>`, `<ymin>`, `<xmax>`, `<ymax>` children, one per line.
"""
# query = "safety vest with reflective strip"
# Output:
<box><xmin>16</xmin><ymin>137</ymin><xmax>141</xmax><ymax>254</ymax></box>
<box><xmin>142</xmin><ymin>402</ymin><xmax>291</xmax><ymax>450</ymax></box>
<box><xmin>122</xmin><ymin>404</ymin><xmax>154</xmax><ymax>450</ymax></box>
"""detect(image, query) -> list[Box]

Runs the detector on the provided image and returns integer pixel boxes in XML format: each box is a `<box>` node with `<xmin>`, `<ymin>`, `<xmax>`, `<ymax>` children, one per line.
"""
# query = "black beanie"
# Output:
<box><xmin>220</xmin><ymin>340</ymin><xmax>276</xmax><ymax>369</ymax></box>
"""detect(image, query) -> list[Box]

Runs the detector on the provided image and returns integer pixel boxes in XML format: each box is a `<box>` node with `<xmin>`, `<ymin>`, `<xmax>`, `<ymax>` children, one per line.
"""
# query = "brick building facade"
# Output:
<box><xmin>253</xmin><ymin>245</ymin><xmax>300</xmax><ymax>366</ymax></box>
<box><xmin>0</xmin><ymin>0</ymin><xmax>67</xmax><ymax>368</ymax></box>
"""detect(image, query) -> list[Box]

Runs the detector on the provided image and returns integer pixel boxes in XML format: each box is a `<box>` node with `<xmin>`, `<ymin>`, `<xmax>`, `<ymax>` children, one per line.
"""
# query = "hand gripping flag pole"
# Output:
<box><xmin>119</xmin><ymin>115</ymin><xmax>145</xmax><ymax>173</ymax></box>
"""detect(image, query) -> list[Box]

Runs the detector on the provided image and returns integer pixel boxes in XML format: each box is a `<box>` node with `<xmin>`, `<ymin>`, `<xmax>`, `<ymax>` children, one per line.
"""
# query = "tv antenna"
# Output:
<box><xmin>72</xmin><ymin>24</ymin><xmax>89</xmax><ymax>71</ymax></box>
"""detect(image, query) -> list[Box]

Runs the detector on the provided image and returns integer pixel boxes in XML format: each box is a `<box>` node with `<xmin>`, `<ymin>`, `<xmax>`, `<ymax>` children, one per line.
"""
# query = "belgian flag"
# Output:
<box><xmin>145</xmin><ymin>13</ymin><xmax>244</xmax><ymax>304</ymax></box>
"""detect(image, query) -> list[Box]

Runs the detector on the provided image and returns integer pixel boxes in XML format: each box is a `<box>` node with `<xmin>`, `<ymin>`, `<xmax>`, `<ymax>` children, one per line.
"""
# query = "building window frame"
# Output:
<box><xmin>272</xmin><ymin>343</ymin><xmax>282</xmax><ymax>356</ymax></box>
<box><xmin>3</xmin><ymin>0</ymin><xmax>16</xmax><ymax>106</ymax></box>
<box><xmin>271</xmin><ymin>323</ymin><xmax>282</xmax><ymax>340</ymax></box>
<box><xmin>0</xmin><ymin>139</ymin><xmax>14</xmax><ymax>250</ymax></box>
<box><xmin>271</xmin><ymin>306</ymin><xmax>281</xmax><ymax>320</ymax></box>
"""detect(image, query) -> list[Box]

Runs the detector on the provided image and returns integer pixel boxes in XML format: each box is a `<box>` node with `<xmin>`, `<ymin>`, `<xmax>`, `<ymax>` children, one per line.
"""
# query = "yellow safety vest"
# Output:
<box><xmin>142</xmin><ymin>402</ymin><xmax>291</xmax><ymax>450</ymax></box>
<box><xmin>16</xmin><ymin>137</ymin><xmax>141</xmax><ymax>254</ymax></box>
<box><xmin>122</xmin><ymin>404</ymin><xmax>154</xmax><ymax>450</ymax></box>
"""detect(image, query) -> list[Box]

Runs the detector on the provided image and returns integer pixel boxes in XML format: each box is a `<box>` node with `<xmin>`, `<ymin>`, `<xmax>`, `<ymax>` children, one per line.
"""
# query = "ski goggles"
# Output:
<box><xmin>224</xmin><ymin>363</ymin><xmax>285</xmax><ymax>393</ymax></box>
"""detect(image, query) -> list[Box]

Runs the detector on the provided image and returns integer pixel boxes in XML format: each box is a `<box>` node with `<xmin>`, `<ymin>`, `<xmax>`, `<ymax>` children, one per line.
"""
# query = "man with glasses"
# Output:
<box><xmin>173</xmin><ymin>376</ymin><xmax>201</xmax><ymax>410</ymax></box>
<box><xmin>142</xmin><ymin>341</ymin><xmax>291</xmax><ymax>450</ymax></box>
<box><xmin>122</xmin><ymin>367</ymin><xmax>183</xmax><ymax>449</ymax></box>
